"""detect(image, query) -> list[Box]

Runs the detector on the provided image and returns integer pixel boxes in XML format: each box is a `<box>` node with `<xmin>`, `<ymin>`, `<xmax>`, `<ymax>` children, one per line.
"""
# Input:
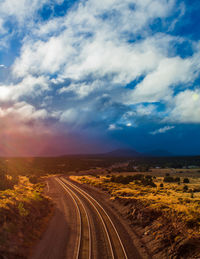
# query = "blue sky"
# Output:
<box><xmin>0</xmin><ymin>0</ymin><xmax>199</xmax><ymax>156</ymax></box>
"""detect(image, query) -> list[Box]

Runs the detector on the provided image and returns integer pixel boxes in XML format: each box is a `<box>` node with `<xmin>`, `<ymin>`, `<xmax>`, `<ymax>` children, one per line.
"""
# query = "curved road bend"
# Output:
<box><xmin>30</xmin><ymin>176</ymin><xmax>142</xmax><ymax>259</ymax></box>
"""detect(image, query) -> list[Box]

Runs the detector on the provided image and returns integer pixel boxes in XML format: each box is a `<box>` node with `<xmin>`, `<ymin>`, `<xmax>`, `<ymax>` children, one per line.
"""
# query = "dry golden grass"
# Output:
<box><xmin>71</xmin><ymin>174</ymin><xmax>200</xmax><ymax>227</ymax></box>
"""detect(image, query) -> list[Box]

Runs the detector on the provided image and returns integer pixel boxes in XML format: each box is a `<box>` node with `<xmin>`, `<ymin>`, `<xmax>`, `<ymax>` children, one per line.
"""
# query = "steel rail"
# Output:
<box><xmin>56</xmin><ymin>177</ymin><xmax>92</xmax><ymax>259</ymax></box>
<box><xmin>55</xmin><ymin>178</ymin><xmax>82</xmax><ymax>259</ymax></box>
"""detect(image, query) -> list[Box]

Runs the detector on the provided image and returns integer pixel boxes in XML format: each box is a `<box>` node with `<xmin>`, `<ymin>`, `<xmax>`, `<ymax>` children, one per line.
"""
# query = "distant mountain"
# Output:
<box><xmin>145</xmin><ymin>149</ymin><xmax>174</xmax><ymax>157</ymax></box>
<box><xmin>104</xmin><ymin>148</ymin><xmax>141</xmax><ymax>157</ymax></box>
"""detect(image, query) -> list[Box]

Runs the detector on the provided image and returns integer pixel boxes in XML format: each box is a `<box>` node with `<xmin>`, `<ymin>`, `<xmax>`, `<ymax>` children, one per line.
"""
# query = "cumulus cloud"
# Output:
<box><xmin>12</xmin><ymin>0</ymin><xmax>176</xmax><ymax>84</ymax></box>
<box><xmin>0</xmin><ymin>101</ymin><xmax>51</xmax><ymax>141</ymax></box>
<box><xmin>0</xmin><ymin>102</ymin><xmax>48</xmax><ymax>121</ymax></box>
<box><xmin>125</xmin><ymin>55</ymin><xmax>200</xmax><ymax>104</ymax></box>
<box><xmin>0</xmin><ymin>75</ymin><xmax>49</xmax><ymax>102</ymax></box>
<box><xmin>150</xmin><ymin>125</ymin><xmax>175</xmax><ymax>135</ymax></box>
<box><xmin>169</xmin><ymin>89</ymin><xmax>200</xmax><ymax>123</ymax></box>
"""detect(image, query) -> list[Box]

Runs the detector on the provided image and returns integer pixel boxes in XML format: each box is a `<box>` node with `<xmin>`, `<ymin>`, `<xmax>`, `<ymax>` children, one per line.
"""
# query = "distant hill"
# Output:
<box><xmin>104</xmin><ymin>148</ymin><xmax>141</xmax><ymax>157</ymax></box>
<box><xmin>59</xmin><ymin>148</ymin><xmax>175</xmax><ymax>158</ymax></box>
<box><xmin>145</xmin><ymin>149</ymin><xmax>174</xmax><ymax>157</ymax></box>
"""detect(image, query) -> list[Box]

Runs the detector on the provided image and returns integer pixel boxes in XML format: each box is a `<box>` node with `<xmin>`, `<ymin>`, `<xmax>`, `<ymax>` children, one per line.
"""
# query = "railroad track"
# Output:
<box><xmin>56</xmin><ymin>178</ymin><xmax>91</xmax><ymax>259</ymax></box>
<box><xmin>56</xmin><ymin>177</ymin><xmax>128</xmax><ymax>259</ymax></box>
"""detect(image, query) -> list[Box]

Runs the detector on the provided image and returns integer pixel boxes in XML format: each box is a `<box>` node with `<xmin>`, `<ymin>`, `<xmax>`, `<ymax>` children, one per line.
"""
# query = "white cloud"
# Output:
<box><xmin>108</xmin><ymin>124</ymin><xmax>122</xmax><ymax>130</ymax></box>
<box><xmin>136</xmin><ymin>104</ymin><xmax>156</xmax><ymax>116</ymax></box>
<box><xmin>0</xmin><ymin>101</ymin><xmax>50</xmax><ymax>137</ymax></box>
<box><xmin>0</xmin><ymin>0</ymin><xmax>199</xmax><ymax>131</ymax></box>
<box><xmin>58</xmin><ymin>80</ymin><xmax>103</xmax><ymax>98</ymax></box>
<box><xmin>169</xmin><ymin>89</ymin><xmax>200</xmax><ymax>123</ymax></box>
<box><xmin>10</xmin><ymin>0</ymin><xmax>194</xmax><ymax>121</ymax></box>
<box><xmin>60</xmin><ymin>108</ymin><xmax>78</xmax><ymax>124</ymax></box>
<box><xmin>0</xmin><ymin>101</ymin><xmax>48</xmax><ymax>121</ymax></box>
<box><xmin>125</xmin><ymin>55</ymin><xmax>199</xmax><ymax>104</ymax></box>
<box><xmin>13</xmin><ymin>35</ymin><xmax>75</xmax><ymax>77</ymax></box>
<box><xmin>63</xmin><ymin>35</ymin><xmax>164</xmax><ymax>84</ymax></box>
<box><xmin>0</xmin><ymin>75</ymin><xmax>49</xmax><ymax>102</ymax></box>
<box><xmin>0</xmin><ymin>18</ymin><xmax>6</xmax><ymax>34</ymax></box>
<box><xmin>150</xmin><ymin>125</ymin><xmax>175</xmax><ymax>135</ymax></box>
<box><xmin>12</xmin><ymin>0</ymin><xmax>176</xmax><ymax>85</ymax></box>
<box><xmin>0</xmin><ymin>0</ymin><xmax>64</xmax><ymax>24</ymax></box>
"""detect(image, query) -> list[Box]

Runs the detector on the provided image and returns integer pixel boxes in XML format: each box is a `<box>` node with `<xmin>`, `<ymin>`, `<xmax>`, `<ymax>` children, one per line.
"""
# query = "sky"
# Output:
<box><xmin>0</xmin><ymin>0</ymin><xmax>200</xmax><ymax>156</ymax></box>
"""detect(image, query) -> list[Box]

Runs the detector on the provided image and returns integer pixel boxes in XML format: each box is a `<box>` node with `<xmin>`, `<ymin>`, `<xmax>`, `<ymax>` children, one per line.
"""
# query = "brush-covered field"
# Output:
<box><xmin>0</xmin><ymin>155</ymin><xmax>200</xmax><ymax>258</ymax></box>
<box><xmin>0</xmin><ymin>175</ymin><xmax>53</xmax><ymax>258</ymax></box>
<box><xmin>71</xmin><ymin>171</ymin><xmax>200</xmax><ymax>258</ymax></box>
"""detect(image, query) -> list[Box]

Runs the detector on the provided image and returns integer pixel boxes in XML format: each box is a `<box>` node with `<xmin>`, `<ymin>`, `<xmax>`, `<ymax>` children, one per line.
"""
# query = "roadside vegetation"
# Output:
<box><xmin>71</xmin><ymin>172</ymin><xmax>200</xmax><ymax>258</ymax></box>
<box><xmin>0</xmin><ymin>173</ymin><xmax>53</xmax><ymax>258</ymax></box>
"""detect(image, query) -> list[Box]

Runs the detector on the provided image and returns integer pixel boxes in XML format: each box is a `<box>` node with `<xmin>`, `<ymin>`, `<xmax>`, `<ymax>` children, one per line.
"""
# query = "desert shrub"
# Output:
<box><xmin>110</xmin><ymin>175</ymin><xmax>131</xmax><ymax>184</ymax></box>
<box><xmin>132</xmin><ymin>174</ymin><xmax>143</xmax><ymax>180</ymax></box>
<box><xmin>110</xmin><ymin>174</ymin><xmax>140</xmax><ymax>184</ymax></box>
<box><xmin>183</xmin><ymin>185</ymin><xmax>188</xmax><ymax>192</ymax></box>
<box><xmin>164</xmin><ymin>176</ymin><xmax>174</xmax><ymax>182</ymax></box>
<box><xmin>29</xmin><ymin>176</ymin><xmax>39</xmax><ymax>184</ymax></box>
<box><xmin>145</xmin><ymin>175</ymin><xmax>153</xmax><ymax>180</ymax></box>
<box><xmin>164</xmin><ymin>176</ymin><xmax>180</xmax><ymax>183</ymax></box>
<box><xmin>103</xmin><ymin>178</ymin><xmax>110</xmax><ymax>183</ymax></box>
<box><xmin>18</xmin><ymin>202</ymin><xmax>29</xmax><ymax>217</ymax></box>
<box><xmin>140</xmin><ymin>178</ymin><xmax>156</xmax><ymax>187</ymax></box>
<box><xmin>110</xmin><ymin>174</ymin><xmax>156</xmax><ymax>187</ymax></box>
<box><xmin>0</xmin><ymin>172</ymin><xmax>19</xmax><ymax>190</ymax></box>
<box><xmin>175</xmin><ymin>177</ymin><xmax>180</xmax><ymax>182</ymax></box>
<box><xmin>183</xmin><ymin>178</ymin><xmax>190</xmax><ymax>183</ymax></box>
<box><xmin>160</xmin><ymin>183</ymin><xmax>164</xmax><ymax>188</ymax></box>
<box><xmin>192</xmin><ymin>187</ymin><xmax>200</xmax><ymax>193</ymax></box>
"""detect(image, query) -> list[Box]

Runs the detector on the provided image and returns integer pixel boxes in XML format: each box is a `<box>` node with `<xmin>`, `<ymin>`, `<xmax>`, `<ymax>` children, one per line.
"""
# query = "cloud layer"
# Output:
<box><xmin>0</xmin><ymin>0</ymin><xmax>199</xmax><ymax>155</ymax></box>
